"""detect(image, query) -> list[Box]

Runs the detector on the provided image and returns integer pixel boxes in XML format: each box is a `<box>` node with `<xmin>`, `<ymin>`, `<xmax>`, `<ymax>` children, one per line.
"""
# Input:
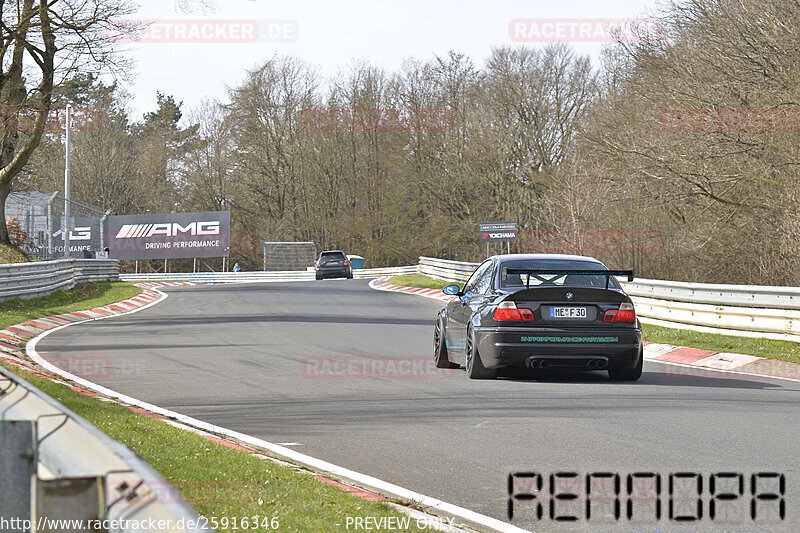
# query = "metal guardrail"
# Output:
<box><xmin>78</xmin><ymin>254</ymin><xmax>800</xmax><ymax>338</ymax></box>
<box><xmin>416</xmin><ymin>257</ymin><xmax>800</xmax><ymax>339</ymax></box>
<box><xmin>0</xmin><ymin>366</ymin><xmax>210</xmax><ymax>532</ymax></box>
<box><xmin>418</xmin><ymin>256</ymin><xmax>477</xmax><ymax>283</ymax></box>
<box><xmin>0</xmin><ymin>259</ymin><xmax>120</xmax><ymax>302</ymax></box>
<box><xmin>120</xmin><ymin>266</ymin><xmax>419</xmax><ymax>283</ymax></box>
<box><xmin>354</xmin><ymin>266</ymin><xmax>418</xmax><ymax>278</ymax></box>
<box><xmin>121</xmin><ymin>271</ymin><xmax>315</xmax><ymax>283</ymax></box>
<box><xmin>621</xmin><ymin>278</ymin><xmax>800</xmax><ymax>309</ymax></box>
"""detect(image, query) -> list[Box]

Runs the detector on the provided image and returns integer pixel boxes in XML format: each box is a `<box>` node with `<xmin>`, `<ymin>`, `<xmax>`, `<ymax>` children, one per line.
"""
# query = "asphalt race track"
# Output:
<box><xmin>37</xmin><ymin>280</ymin><xmax>800</xmax><ymax>532</ymax></box>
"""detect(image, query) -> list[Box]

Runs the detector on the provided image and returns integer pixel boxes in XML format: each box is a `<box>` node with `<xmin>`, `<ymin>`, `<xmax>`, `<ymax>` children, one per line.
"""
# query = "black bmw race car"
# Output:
<box><xmin>433</xmin><ymin>254</ymin><xmax>643</xmax><ymax>381</ymax></box>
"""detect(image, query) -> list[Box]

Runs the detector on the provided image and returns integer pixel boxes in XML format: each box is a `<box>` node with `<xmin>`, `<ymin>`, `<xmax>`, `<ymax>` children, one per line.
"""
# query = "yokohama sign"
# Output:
<box><xmin>479</xmin><ymin>221</ymin><xmax>518</xmax><ymax>242</ymax></box>
<box><xmin>106</xmin><ymin>211</ymin><xmax>230</xmax><ymax>259</ymax></box>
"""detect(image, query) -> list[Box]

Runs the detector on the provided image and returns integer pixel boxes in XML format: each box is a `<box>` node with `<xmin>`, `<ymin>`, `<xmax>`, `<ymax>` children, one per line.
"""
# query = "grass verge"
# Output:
<box><xmin>0</xmin><ymin>281</ymin><xmax>142</xmax><ymax>330</ymax></box>
<box><xmin>387</xmin><ymin>274</ymin><xmax>800</xmax><ymax>366</ymax></box>
<box><xmin>2</xmin><ymin>366</ymin><xmax>428</xmax><ymax>532</ymax></box>
<box><xmin>1</xmin><ymin>281</ymin><xmax>428</xmax><ymax>532</ymax></box>
<box><xmin>386</xmin><ymin>274</ymin><xmax>453</xmax><ymax>291</ymax></box>
<box><xmin>0</xmin><ymin>243</ymin><xmax>29</xmax><ymax>264</ymax></box>
<box><xmin>642</xmin><ymin>323</ymin><xmax>800</xmax><ymax>365</ymax></box>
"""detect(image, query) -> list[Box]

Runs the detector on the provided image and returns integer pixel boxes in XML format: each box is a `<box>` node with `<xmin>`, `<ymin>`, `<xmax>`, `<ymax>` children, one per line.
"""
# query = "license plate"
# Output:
<box><xmin>550</xmin><ymin>307</ymin><xmax>587</xmax><ymax>318</ymax></box>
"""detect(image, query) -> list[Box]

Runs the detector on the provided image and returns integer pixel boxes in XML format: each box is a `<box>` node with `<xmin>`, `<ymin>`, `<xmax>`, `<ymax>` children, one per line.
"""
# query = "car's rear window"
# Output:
<box><xmin>321</xmin><ymin>252</ymin><xmax>346</xmax><ymax>259</ymax></box>
<box><xmin>499</xmin><ymin>260</ymin><xmax>619</xmax><ymax>289</ymax></box>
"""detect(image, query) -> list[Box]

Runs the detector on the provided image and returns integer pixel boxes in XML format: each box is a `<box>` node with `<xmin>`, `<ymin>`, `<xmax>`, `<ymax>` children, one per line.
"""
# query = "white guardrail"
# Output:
<box><xmin>8</xmin><ymin>255</ymin><xmax>795</xmax><ymax>338</ymax></box>
<box><xmin>0</xmin><ymin>365</ymin><xmax>210</xmax><ymax>532</ymax></box>
<box><xmin>119</xmin><ymin>257</ymin><xmax>800</xmax><ymax>338</ymax></box>
<box><xmin>0</xmin><ymin>259</ymin><xmax>120</xmax><ymax>302</ymax></box>
<box><xmin>419</xmin><ymin>257</ymin><xmax>800</xmax><ymax>340</ymax></box>
<box><xmin>119</xmin><ymin>265</ymin><xmax>418</xmax><ymax>283</ymax></box>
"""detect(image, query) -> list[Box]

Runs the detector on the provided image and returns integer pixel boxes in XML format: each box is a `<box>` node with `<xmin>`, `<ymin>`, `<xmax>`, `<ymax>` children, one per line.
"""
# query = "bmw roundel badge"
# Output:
<box><xmin>565</xmin><ymin>292</ymin><xmax>574</xmax><ymax>300</ymax></box>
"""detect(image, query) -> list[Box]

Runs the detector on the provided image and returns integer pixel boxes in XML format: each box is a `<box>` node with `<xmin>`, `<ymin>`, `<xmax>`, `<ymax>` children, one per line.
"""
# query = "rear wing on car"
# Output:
<box><xmin>505</xmin><ymin>269</ymin><xmax>635</xmax><ymax>290</ymax></box>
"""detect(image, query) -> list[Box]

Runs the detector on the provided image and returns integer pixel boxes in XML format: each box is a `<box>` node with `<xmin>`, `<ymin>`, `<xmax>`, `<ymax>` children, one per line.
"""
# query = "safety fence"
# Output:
<box><xmin>7</xmin><ymin>255</ymin><xmax>800</xmax><ymax>338</ymax></box>
<box><xmin>622</xmin><ymin>279</ymin><xmax>800</xmax><ymax>338</ymax></box>
<box><xmin>0</xmin><ymin>259</ymin><xmax>119</xmax><ymax>302</ymax></box>
<box><xmin>0</xmin><ymin>365</ymin><xmax>209</xmax><ymax>532</ymax></box>
<box><xmin>119</xmin><ymin>265</ymin><xmax>418</xmax><ymax>283</ymax></box>
<box><xmin>418</xmin><ymin>256</ymin><xmax>477</xmax><ymax>283</ymax></box>
<box><xmin>415</xmin><ymin>257</ymin><xmax>800</xmax><ymax>340</ymax></box>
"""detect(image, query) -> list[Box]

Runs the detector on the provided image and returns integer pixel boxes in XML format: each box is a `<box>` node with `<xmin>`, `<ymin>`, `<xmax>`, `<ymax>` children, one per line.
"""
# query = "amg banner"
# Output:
<box><xmin>106</xmin><ymin>211</ymin><xmax>231</xmax><ymax>259</ymax></box>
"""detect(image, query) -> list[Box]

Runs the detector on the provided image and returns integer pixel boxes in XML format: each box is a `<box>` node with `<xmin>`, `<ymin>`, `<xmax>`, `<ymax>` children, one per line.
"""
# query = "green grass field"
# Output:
<box><xmin>0</xmin><ymin>281</ymin><xmax>142</xmax><ymax>330</ymax></box>
<box><xmin>642</xmin><ymin>323</ymin><xmax>800</xmax><ymax>364</ymax></box>
<box><xmin>2</xmin><ymin>368</ymin><xmax>428</xmax><ymax>532</ymax></box>
<box><xmin>386</xmin><ymin>274</ymin><xmax>454</xmax><ymax>290</ymax></box>
<box><xmin>387</xmin><ymin>274</ymin><xmax>800</xmax><ymax>365</ymax></box>
<box><xmin>0</xmin><ymin>243</ymin><xmax>29</xmax><ymax>264</ymax></box>
<box><xmin>1</xmin><ymin>281</ymin><xmax>427</xmax><ymax>532</ymax></box>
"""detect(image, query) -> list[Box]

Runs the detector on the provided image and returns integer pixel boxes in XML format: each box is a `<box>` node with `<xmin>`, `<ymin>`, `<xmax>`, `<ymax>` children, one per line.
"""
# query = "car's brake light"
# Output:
<box><xmin>493</xmin><ymin>301</ymin><xmax>534</xmax><ymax>321</ymax></box>
<box><xmin>603</xmin><ymin>302</ymin><xmax>636</xmax><ymax>323</ymax></box>
<box><xmin>519</xmin><ymin>308</ymin><xmax>534</xmax><ymax>320</ymax></box>
<box><xmin>315</xmin><ymin>261</ymin><xmax>320</xmax><ymax>267</ymax></box>
<box><xmin>343</xmin><ymin>260</ymin><xmax>349</xmax><ymax>266</ymax></box>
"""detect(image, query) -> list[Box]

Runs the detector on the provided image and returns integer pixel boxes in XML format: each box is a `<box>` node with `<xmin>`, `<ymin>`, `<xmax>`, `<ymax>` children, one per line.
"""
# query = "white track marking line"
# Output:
<box><xmin>25</xmin><ymin>287</ymin><xmax>533</xmax><ymax>533</ymax></box>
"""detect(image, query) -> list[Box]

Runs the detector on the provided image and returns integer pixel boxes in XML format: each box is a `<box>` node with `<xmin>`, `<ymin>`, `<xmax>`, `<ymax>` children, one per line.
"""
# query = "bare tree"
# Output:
<box><xmin>0</xmin><ymin>0</ymin><xmax>137</xmax><ymax>244</ymax></box>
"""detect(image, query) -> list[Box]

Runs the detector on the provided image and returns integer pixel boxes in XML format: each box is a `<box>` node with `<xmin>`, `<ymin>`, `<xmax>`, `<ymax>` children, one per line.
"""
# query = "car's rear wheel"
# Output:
<box><xmin>466</xmin><ymin>326</ymin><xmax>495</xmax><ymax>379</ymax></box>
<box><xmin>434</xmin><ymin>317</ymin><xmax>457</xmax><ymax>369</ymax></box>
<box><xmin>608</xmin><ymin>346</ymin><xmax>643</xmax><ymax>381</ymax></box>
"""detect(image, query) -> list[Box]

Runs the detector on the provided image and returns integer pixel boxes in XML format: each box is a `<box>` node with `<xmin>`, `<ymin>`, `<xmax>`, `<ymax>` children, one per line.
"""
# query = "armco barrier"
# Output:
<box><xmin>120</xmin><ymin>271</ymin><xmax>315</xmax><ymax>283</ymax></box>
<box><xmin>0</xmin><ymin>365</ymin><xmax>209</xmax><ymax>532</ymax></box>
<box><xmin>0</xmin><ymin>259</ymin><xmax>120</xmax><ymax>302</ymax></box>
<box><xmin>415</xmin><ymin>257</ymin><xmax>800</xmax><ymax>339</ymax></box>
<box><xmin>118</xmin><ymin>255</ymin><xmax>800</xmax><ymax>338</ymax></box>
<box><xmin>418</xmin><ymin>256</ymin><xmax>476</xmax><ymax>283</ymax></box>
<box><xmin>119</xmin><ymin>265</ymin><xmax>419</xmax><ymax>283</ymax></box>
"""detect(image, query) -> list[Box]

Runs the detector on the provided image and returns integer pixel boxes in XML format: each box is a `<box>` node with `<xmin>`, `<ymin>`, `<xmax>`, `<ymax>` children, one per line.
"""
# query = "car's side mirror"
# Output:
<box><xmin>443</xmin><ymin>284</ymin><xmax>461</xmax><ymax>296</ymax></box>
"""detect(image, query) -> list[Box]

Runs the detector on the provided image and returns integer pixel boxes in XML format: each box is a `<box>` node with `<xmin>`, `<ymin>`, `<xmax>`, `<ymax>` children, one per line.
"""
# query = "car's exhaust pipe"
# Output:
<box><xmin>587</xmin><ymin>360</ymin><xmax>597</xmax><ymax>369</ymax></box>
<box><xmin>528</xmin><ymin>359</ymin><xmax>548</xmax><ymax>369</ymax></box>
<box><xmin>596</xmin><ymin>359</ymin><xmax>608</xmax><ymax>369</ymax></box>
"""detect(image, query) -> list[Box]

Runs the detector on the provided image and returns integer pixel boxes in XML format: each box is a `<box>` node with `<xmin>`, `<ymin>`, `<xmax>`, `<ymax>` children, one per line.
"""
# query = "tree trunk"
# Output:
<box><xmin>0</xmin><ymin>179</ymin><xmax>10</xmax><ymax>244</ymax></box>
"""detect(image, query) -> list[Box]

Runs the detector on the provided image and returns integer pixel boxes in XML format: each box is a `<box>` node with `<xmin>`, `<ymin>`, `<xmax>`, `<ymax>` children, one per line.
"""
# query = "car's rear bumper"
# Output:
<box><xmin>316</xmin><ymin>267</ymin><xmax>350</xmax><ymax>278</ymax></box>
<box><xmin>474</xmin><ymin>325</ymin><xmax>642</xmax><ymax>369</ymax></box>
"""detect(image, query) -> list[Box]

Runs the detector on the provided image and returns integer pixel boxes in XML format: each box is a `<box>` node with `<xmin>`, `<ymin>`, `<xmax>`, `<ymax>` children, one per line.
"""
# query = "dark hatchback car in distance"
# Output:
<box><xmin>433</xmin><ymin>254</ymin><xmax>643</xmax><ymax>380</ymax></box>
<box><xmin>315</xmin><ymin>250</ymin><xmax>353</xmax><ymax>280</ymax></box>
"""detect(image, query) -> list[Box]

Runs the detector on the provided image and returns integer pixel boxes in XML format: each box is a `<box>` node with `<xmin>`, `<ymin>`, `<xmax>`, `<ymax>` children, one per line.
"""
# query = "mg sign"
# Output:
<box><xmin>106</xmin><ymin>211</ymin><xmax>230</xmax><ymax>259</ymax></box>
<box><xmin>479</xmin><ymin>221</ymin><xmax>518</xmax><ymax>242</ymax></box>
<box><xmin>52</xmin><ymin>217</ymin><xmax>102</xmax><ymax>258</ymax></box>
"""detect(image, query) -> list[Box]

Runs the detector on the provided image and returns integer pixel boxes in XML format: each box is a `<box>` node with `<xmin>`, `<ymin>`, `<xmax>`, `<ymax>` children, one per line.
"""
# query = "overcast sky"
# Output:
<box><xmin>119</xmin><ymin>0</ymin><xmax>661</xmax><ymax>120</ymax></box>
